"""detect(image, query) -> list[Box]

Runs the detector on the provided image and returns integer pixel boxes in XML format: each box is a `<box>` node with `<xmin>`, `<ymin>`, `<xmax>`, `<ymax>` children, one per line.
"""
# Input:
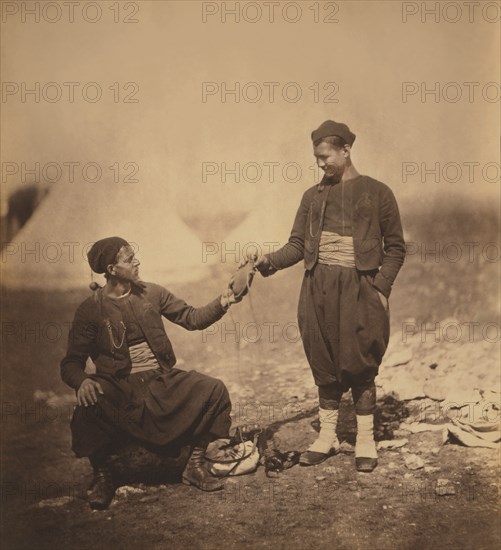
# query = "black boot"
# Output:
<box><xmin>88</xmin><ymin>460</ymin><xmax>115</xmax><ymax>510</ymax></box>
<box><xmin>182</xmin><ymin>447</ymin><xmax>223</xmax><ymax>492</ymax></box>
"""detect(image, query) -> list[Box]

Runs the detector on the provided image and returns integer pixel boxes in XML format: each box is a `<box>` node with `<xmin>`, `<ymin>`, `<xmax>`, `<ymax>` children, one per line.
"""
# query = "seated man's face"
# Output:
<box><xmin>111</xmin><ymin>245</ymin><xmax>141</xmax><ymax>283</ymax></box>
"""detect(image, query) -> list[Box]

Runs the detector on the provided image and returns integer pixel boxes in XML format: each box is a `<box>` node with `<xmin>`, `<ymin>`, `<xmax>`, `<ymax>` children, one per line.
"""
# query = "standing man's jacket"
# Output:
<box><xmin>262</xmin><ymin>176</ymin><xmax>406</xmax><ymax>298</ymax></box>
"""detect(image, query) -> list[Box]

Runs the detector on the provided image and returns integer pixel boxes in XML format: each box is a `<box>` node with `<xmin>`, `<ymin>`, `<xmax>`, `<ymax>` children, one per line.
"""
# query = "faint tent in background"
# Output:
<box><xmin>174</xmin><ymin>163</ymin><xmax>258</xmax><ymax>246</ymax></box>
<box><xmin>180</xmin><ymin>210</ymin><xmax>245</xmax><ymax>248</ymax></box>
<box><xmin>221</xmin><ymin>186</ymin><xmax>304</xmax><ymax>265</ymax></box>
<box><xmin>1</xmin><ymin>180</ymin><xmax>212</xmax><ymax>290</ymax></box>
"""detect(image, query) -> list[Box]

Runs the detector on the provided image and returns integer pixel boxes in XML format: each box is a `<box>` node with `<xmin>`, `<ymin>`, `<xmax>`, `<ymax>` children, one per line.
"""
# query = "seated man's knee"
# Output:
<box><xmin>212</xmin><ymin>378</ymin><xmax>230</xmax><ymax>403</ymax></box>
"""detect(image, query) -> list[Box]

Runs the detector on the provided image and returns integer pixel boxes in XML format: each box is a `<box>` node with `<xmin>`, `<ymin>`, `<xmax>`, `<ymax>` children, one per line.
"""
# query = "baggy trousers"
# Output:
<box><xmin>298</xmin><ymin>264</ymin><xmax>390</xmax><ymax>392</ymax></box>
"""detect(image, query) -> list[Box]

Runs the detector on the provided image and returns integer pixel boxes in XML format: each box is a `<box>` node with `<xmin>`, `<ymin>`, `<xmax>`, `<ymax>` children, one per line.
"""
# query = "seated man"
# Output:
<box><xmin>61</xmin><ymin>236</ymin><xmax>239</xmax><ymax>509</ymax></box>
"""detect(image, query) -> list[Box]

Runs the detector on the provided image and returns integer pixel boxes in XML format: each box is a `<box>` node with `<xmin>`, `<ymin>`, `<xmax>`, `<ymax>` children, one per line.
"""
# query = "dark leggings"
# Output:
<box><xmin>318</xmin><ymin>380</ymin><xmax>376</xmax><ymax>415</ymax></box>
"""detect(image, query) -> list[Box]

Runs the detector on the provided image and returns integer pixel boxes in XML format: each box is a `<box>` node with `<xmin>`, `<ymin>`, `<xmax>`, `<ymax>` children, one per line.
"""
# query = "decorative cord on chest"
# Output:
<box><xmin>106</xmin><ymin>320</ymin><xmax>127</xmax><ymax>350</ymax></box>
<box><xmin>309</xmin><ymin>185</ymin><xmax>332</xmax><ymax>238</ymax></box>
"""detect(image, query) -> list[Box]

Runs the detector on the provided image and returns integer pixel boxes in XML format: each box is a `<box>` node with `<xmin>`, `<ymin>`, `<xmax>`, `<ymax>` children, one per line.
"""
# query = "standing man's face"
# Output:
<box><xmin>313</xmin><ymin>141</ymin><xmax>349</xmax><ymax>182</ymax></box>
<box><xmin>108</xmin><ymin>245</ymin><xmax>141</xmax><ymax>283</ymax></box>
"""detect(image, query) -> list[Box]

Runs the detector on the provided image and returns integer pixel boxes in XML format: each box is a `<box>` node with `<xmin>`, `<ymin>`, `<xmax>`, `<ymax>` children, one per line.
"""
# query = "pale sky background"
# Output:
<box><xmin>1</xmin><ymin>0</ymin><xmax>499</xmax><ymax>285</ymax></box>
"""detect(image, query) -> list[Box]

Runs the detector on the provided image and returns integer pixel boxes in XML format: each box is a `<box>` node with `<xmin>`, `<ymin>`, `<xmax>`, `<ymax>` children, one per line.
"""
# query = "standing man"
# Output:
<box><xmin>250</xmin><ymin>120</ymin><xmax>405</xmax><ymax>472</ymax></box>
<box><xmin>61</xmin><ymin>236</ymin><xmax>240</xmax><ymax>509</ymax></box>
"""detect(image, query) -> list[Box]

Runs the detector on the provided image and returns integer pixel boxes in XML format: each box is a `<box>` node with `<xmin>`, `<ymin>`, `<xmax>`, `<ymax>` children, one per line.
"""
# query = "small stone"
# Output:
<box><xmin>384</xmin><ymin>348</ymin><xmax>413</xmax><ymax>368</ymax></box>
<box><xmin>37</xmin><ymin>496</ymin><xmax>73</xmax><ymax>508</ymax></box>
<box><xmin>404</xmin><ymin>454</ymin><xmax>425</xmax><ymax>470</ymax></box>
<box><xmin>424</xmin><ymin>466</ymin><xmax>440</xmax><ymax>474</ymax></box>
<box><xmin>340</xmin><ymin>441</ymin><xmax>354</xmax><ymax>454</ymax></box>
<box><xmin>315</xmin><ymin>476</ymin><xmax>326</xmax><ymax>481</ymax></box>
<box><xmin>423</xmin><ymin>381</ymin><xmax>446</xmax><ymax>401</ymax></box>
<box><xmin>377</xmin><ymin>438</ymin><xmax>408</xmax><ymax>450</ymax></box>
<box><xmin>139</xmin><ymin>495</ymin><xmax>159</xmax><ymax>504</ymax></box>
<box><xmin>431</xmin><ymin>447</ymin><xmax>440</xmax><ymax>455</ymax></box>
<box><xmin>382</xmin><ymin>370</ymin><xmax>425</xmax><ymax>400</ymax></box>
<box><xmin>407</xmin><ymin>423</ymin><xmax>443</xmax><ymax>434</ymax></box>
<box><xmin>115</xmin><ymin>486</ymin><xmax>146</xmax><ymax>498</ymax></box>
<box><xmin>435</xmin><ymin>479</ymin><xmax>456</xmax><ymax>496</ymax></box>
<box><xmin>323</xmin><ymin>466</ymin><xmax>336</xmax><ymax>474</ymax></box>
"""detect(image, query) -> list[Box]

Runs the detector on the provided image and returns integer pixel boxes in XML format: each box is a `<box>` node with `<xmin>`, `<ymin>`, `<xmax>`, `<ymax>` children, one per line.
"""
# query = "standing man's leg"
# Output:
<box><xmin>300</xmin><ymin>383</ymin><xmax>343</xmax><ymax>465</ymax></box>
<box><xmin>349</xmin><ymin>273</ymin><xmax>390</xmax><ymax>472</ymax></box>
<box><xmin>352</xmin><ymin>381</ymin><xmax>377</xmax><ymax>471</ymax></box>
<box><xmin>298</xmin><ymin>266</ymin><xmax>343</xmax><ymax>466</ymax></box>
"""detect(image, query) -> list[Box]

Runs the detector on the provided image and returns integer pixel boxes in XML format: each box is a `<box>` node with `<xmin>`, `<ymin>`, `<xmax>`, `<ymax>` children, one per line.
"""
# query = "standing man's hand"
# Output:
<box><xmin>239</xmin><ymin>252</ymin><xmax>270</xmax><ymax>272</ymax></box>
<box><xmin>77</xmin><ymin>379</ymin><xmax>104</xmax><ymax>407</ymax></box>
<box><xmin>254</xmin><ymin>255</ymin><xmax>270</xmax><ymax>271</ymax></box>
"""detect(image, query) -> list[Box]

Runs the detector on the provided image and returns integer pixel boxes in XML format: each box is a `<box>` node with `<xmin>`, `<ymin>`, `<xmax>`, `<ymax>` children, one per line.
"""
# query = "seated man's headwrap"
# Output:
<box><xmin>87</xmin><ymin>236</ymin><xmax>129</xmax><ymax>274</ymax></box>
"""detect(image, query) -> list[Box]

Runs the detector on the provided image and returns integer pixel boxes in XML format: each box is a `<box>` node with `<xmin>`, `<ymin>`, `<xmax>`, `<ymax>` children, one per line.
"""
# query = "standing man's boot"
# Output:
<box><xmin>182</xmin><ymin>447</ymin><xmax>224</xmax><ymax>491</ymax></box>
<box><xmin>300</xmin><ymin>408</ymin><xmax>340</xmax><ymax>466</ymax></box>
<box><xmin>355</xmin><ymin>414</ymin><xmax>378</xmax><ymax>472</ymax></box>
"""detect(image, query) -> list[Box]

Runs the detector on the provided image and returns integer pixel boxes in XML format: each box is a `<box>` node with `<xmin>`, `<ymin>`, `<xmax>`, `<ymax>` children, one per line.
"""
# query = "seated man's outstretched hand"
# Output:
<box><xmin>220</xmin><ymin>256</ymin><xmax>259</xmax><ymax>309</ymax></box>
<box><xmin>220</xmin><ymin>287</ymin><xmax>240</xmax><ymax>310</ymax></box>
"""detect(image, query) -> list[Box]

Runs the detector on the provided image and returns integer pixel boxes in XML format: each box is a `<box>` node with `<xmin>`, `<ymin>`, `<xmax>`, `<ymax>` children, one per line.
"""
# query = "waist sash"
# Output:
<box><xmin>128</xmin><ymin>341</ymin><xmax>160</xmax><ymax>374</ymax></box>
<box><xmin>318</xmin><ymin>231</ymin><xmax>356</xmax><ymax>268</ymax></box>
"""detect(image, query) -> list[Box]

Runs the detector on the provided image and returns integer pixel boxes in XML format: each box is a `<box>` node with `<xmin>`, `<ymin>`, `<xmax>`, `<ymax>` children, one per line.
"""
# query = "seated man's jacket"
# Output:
<box><xmin>262</xmin><ymin>176</ymin><xmax>406</xmax><ymax>297</ymax></box>
<box><xmin>60</xmin><ymin>282</ymin><xmax>225</xmax><ymax>390</ymax></box>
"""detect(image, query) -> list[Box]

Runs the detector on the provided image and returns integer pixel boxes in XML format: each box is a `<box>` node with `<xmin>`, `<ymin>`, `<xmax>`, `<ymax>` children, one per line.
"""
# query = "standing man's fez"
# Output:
<box><xmin>311</xmin><ymin>120</ymin><xmax>356</xmax><ymax>146</ymax></box>
<box><xmin>87</xmin><ymin>236</ymin><xmax>129</xmax><ymax>274</ymax></box>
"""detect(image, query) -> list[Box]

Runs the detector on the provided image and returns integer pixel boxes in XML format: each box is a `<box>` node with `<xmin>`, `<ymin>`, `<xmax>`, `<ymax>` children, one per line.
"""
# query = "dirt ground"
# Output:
<box><xmin>1</xmin><ymin>201</ymin><xmax>500</xmax><ymax>549</ymax></box>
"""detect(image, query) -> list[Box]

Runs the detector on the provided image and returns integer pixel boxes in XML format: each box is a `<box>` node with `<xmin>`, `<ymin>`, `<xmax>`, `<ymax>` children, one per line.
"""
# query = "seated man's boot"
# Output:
<box><xmin>300</xmin><ymin>408</ymin><xmax>340</xmax><ymax>466</ymax></box>
<box><xmin>182</xmin><ymin>447</ymin><xmax>224</xmax><ymax>491</ymax></box>
<box><xmin>88</xmin><ymin>462</ymin><xmax>115</xmax><ymax>510</ymax></box>
<box><xmin>355</xmin><ymin>414</ymin><xmax>378</xmax><ymax>472</ymax></box>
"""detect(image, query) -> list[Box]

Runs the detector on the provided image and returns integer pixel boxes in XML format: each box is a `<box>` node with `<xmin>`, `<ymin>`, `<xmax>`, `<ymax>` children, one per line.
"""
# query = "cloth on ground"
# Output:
<box><xmin>444</xmin><ymin>418</ymin><xmax>500</xmax><ymax>449</ymax></box>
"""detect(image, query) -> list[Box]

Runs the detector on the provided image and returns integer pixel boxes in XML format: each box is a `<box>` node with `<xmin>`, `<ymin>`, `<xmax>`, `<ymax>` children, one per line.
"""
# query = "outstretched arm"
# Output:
<box><xmin>159</xmin><ymin>286</ymin><xmax>237</xmax><ymax>330</ymax></box>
